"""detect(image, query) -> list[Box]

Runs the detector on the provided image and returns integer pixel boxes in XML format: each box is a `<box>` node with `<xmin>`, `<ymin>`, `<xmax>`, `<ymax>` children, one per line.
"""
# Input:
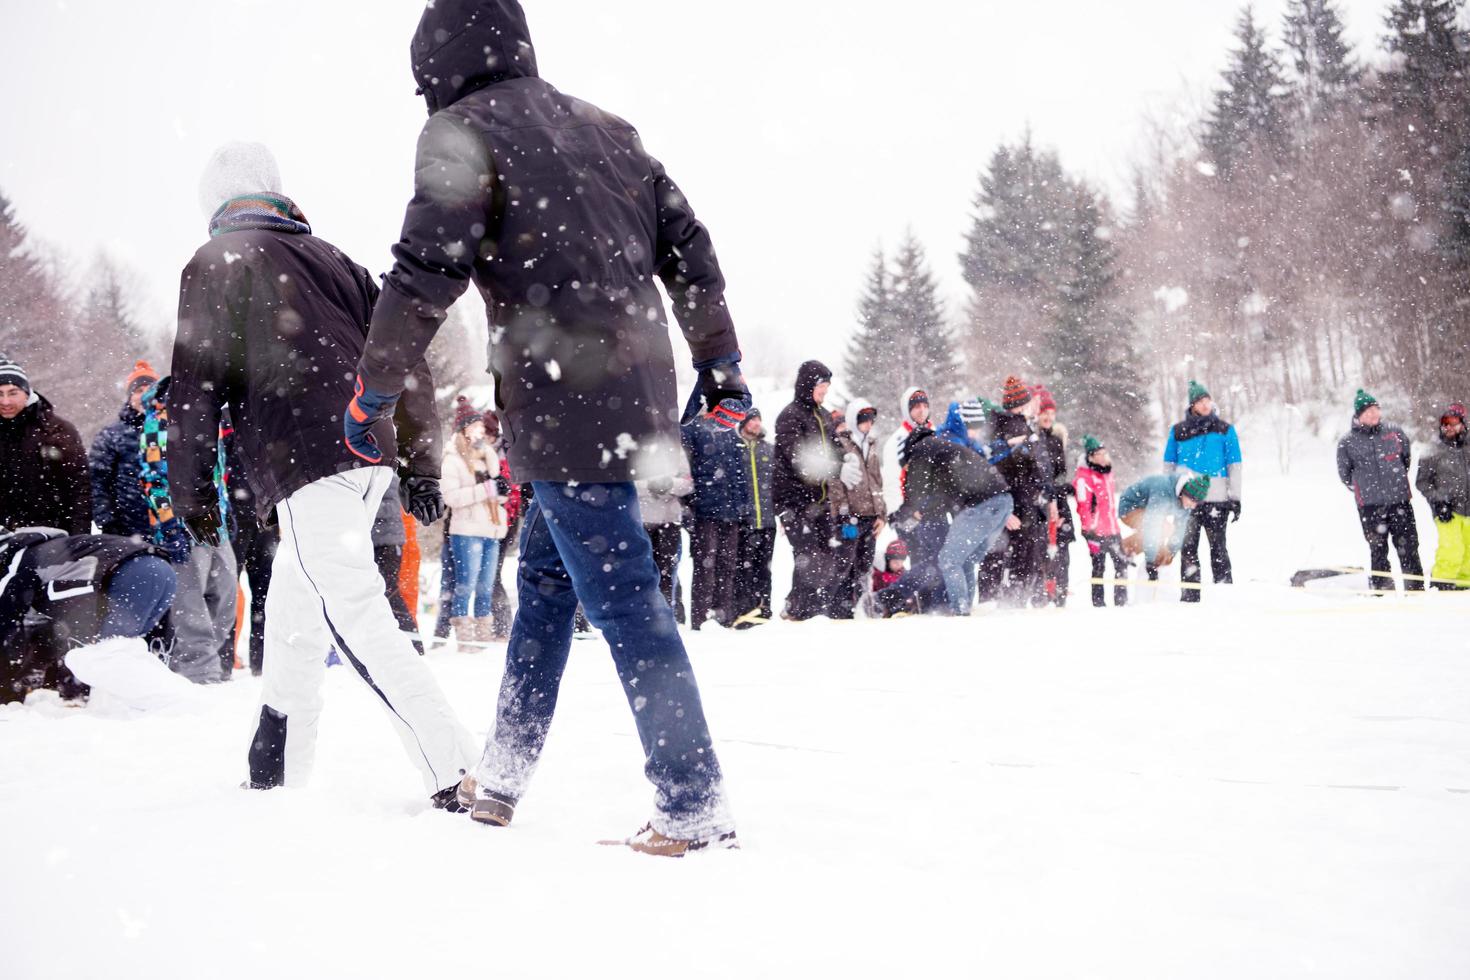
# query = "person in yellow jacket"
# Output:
<box><xmin>1415</xmin><ymin>403</ymin><xmax>1470</xmax><ymax>589</ymax></box>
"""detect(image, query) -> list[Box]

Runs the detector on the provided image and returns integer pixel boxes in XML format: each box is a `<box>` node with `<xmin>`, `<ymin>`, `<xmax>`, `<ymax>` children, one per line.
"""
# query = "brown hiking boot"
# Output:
<box><xmin>599</xmin><ymin>822</ymin><xmax>740</xmax><ymax>857</ymax></box>
<box><xmin>456</xmin><ymin>774</ymin><xmax>516</xmax><ymax>827</ymax></box>
<box><xmin>451</xmin><ymin>617</ymin><xmax>477</xmax><ymax>651</ymax></box>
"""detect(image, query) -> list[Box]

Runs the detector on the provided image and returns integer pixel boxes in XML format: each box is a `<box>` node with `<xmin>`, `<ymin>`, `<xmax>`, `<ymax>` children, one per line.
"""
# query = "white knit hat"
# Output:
<box><xmin>198</xmin><ymin>141</ymin><xmax>283</xmax><ymax>219</ymax></box>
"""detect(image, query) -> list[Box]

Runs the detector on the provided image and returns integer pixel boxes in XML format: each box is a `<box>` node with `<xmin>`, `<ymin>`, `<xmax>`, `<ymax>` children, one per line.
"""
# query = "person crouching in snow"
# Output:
<box><xmin>0</xmin><ymin>526</ymin><xmax>190</xmax><ymax>710</ymax></box>
<box><xmin>1117</xmin><ymin>473</ymin><xmax>1211</xmax><ymax>584</ymax></box>
<box><xmin>876</xmin><ymin>407</ymin><xmax>1015</xmax><ymax>617</ymax></box>
<box><xmin>171</xmin><ymin>141</ymin><xmax>476</xmax><ymax>809</ymax></box>
<box><xmin>349</xmin><ymin>0</ymin><xmax>741</xmax><ymax>853</ymax></box>
<box><xmin>1415</xmin><ymin>403</ymin><xmax>1470</xmax><ymax>589</ymax></box>
<box><xmin>1074</xmin><ymin>435</ymin><xmax>1127</xmax><ymax>607</ymax></box>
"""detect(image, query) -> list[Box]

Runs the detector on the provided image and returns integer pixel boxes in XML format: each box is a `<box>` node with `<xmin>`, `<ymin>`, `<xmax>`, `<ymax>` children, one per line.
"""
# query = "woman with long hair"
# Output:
<box><xmin>440</xmin><ymin>397</ymin><xmax>508</xmax><ymax>648</ymax></box>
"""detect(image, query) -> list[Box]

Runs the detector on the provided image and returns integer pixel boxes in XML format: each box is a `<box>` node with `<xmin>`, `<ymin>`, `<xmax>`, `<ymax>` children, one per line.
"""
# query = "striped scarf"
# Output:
<box><xmin>208</xmin><ymin>193</ymin><xmax>311</xmax><ymax>238</ymax></box>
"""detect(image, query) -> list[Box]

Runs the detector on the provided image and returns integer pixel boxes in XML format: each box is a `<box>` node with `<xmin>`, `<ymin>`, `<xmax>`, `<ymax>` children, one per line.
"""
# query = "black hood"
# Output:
<box><xmin>412</xmin><ymin>0</ymin><xmax>539</xmax><ymax>115</ymax></box>
<box><xmin>794</xmin><ymin>360</ymin><xmax>832</xmax><ymax>404</ymax></box>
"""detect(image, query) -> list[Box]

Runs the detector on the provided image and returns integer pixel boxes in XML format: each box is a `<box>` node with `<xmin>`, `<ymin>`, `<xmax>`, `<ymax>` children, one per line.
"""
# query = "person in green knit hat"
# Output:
<box><xmin>1162</xmin><ymin>378</ymin><xmax>1243</xmax><ymax>603</ymax></box>
<box><xmin>1118</xmin><ymin>472</ymin><xmax>1210</xmax><ymax>584</ymax></box>
<box><xmin>1336</xmin><ymin>389</ymin><xmax>1424</xmax><ymax>592</ymax></box>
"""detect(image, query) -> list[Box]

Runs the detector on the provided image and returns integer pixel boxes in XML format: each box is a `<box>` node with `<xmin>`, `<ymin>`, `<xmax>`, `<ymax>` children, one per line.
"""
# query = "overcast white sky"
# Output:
<box><xmin>0</xmin><ymin>0</ymin><xmax>1393</xmax><ymax>382</ymax></box>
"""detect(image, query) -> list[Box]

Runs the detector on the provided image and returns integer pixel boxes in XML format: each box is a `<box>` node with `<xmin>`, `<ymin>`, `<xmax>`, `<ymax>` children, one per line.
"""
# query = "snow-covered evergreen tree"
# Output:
<box><xmin>1202</xmin><ymin>7</ymin><xmax>1293</xmax><ymax>177</ymax></box>
<box><xmin>1046</xmin><ymin>189</ymin><xmax>1149</xmax><ymax>460</ymax></box>
<box><xmin>1282</xmin><ymin>0</ymin><xmax>1362</xmax><ymax>124</ymax></box>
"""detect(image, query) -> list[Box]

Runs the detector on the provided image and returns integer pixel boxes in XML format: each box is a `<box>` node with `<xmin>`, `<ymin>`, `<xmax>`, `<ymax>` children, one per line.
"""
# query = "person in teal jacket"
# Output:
<box><xmin>1162</xmin><ymin>380</ymin><xmax>1243</xmax><ymax>601</ymax></box>
<box><xmin>1119</xmin><ymin>473</ymin><xmax>1211</xmax><ymax>581</ymax></box>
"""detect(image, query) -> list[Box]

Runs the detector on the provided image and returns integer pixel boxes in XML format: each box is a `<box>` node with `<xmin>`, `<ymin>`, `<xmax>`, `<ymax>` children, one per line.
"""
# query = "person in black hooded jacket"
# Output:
<box><xmin>349</xmin><ymin>0</ymin><xmax>741</xmax><ymax>854</ymax></box>
<box><xmin>773</xmin><ymin>360</ymin><xmax>843</xmax><ymax>620</ymax></box>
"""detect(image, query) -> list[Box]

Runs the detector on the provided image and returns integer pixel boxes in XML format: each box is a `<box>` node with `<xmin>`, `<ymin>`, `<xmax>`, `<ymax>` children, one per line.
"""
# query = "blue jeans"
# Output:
<box><xmin>475</xmin><ymin>482</ymin><xmax>731</xmax><ymax>839</ymax></box>
<box><xmin>940</xmin><ymin>494</ymin><xmax>1014</xmax><ymax>615</ymax></box>
<box><xmin>449</xmin><ymin>534</ymin><xmax>500</xmax><ymax>618</ymax></box>
<box><xmin>101</xmin><ymin>555</ymin><xmax>177</xmax><ymax>639</ymax></box>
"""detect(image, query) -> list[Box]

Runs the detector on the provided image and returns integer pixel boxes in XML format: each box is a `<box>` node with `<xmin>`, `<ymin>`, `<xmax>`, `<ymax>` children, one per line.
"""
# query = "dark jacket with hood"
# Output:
<box><xmin>89</xmin><ymin>403</ymin><xmax>151</xmax><ymax>538</ymax></box>
<box><xmin>1336</xmin><ymin>420</ymin><xmax>1412</xmax><ymax>509</ymax></box>
<box><xmin>773</xmin><ymin>361</ymin><xmax>841</xmax><ymax>514</ymax></box>
<box><xmin>357</xmin><ymin>0</ymin><xmax>739</xmax><ymax>486</ymax></box>
<box><xmin>741</xmin><ymin>429</ymin><xmax>776</xmax><ymax>531</ymax></box>
<box><xmin>1037</xmin><ymin>423</ymin><xmax>1075</xmax><ymax>544</ymax></box>
<box><xmin>169</xmin><ymin>217</ymin><xmax>441</xmax><ymax>525</ymax></box>
<box><xmin>897</xmin><ymin>428</ymin><xmax>1010</xmax><ymax>521</ymax></box>
<box><xmin>1416</xmin><ymin>427</ymin><xmax>1470</xmax><ymax>518</ymax></box>
<box><xmin>0</xmin><ymin>394</ymin><xmax>89</xmax><ymax>535</ymax></box>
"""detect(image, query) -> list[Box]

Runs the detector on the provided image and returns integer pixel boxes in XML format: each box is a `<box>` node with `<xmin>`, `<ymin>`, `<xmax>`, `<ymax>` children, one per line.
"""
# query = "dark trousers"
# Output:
<box><xmin>228</xmin><ymin>518</ymin><xmax>278</xmax><ymax>675</ymax></box>
<box><xmin>1181</xmin><ymin>502</ymin><xmax>1233</xmax><ymax>603</ymax></box>
<box><xmin>646</xmin><ymin>522</ymin><xmax>685</xmax><ymax>623</ymax></box>
<box><xmin>433</xmin><ymin>532</ymin><xmax>455</xmax><ymax>639</ymax></box>
<box><xmin>374</xmin><ymin>544</ymin><xmax>422</xmax><ymax>652</ymax></box>
<box><xmin>835</xmin><ymin>515</ymin><xmax>880</xmax><ymax>618</ymax></box>
<box><xmin>735</xmin><ymin>526</ymin><xmax>777</xmax><ymax>621</ymax></box>
<box><xmin>1358</xmin><ymin>503</ymin><xmax>1425</xmax><ymax>592</ymax></box>
<box><xmin>1089</xmin><ymin>536</ymin><xmax>1129</xmax><ymax>607</ymax></box>
<box><xmin>690</xmin><ymin>517</ymin><xmax>741</xmax><ymax>628</ymax></box>
<box><xmin>478</xmin><ymin>482</ymin><xmax>727</xmax><ymax>835</ymax></box>
<box><xmin>781</xmin><ymin>509</ymin><xmax>843</xmax><ymax>620</ymax></box>
<box><xmin>1046</xmin><ymin>538</ymin><xmax>1072</xmax><ymax>606</ymax></box>
<box><xmin>978</xmin><ymin>511</ymin><xmax>1047</xmax><ymax>607</ymax></box>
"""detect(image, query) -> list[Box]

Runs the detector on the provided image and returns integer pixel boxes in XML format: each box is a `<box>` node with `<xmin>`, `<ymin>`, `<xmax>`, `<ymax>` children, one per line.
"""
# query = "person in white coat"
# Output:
<box><xmin>440</xmin><ymin>397</ymin><xmax>509</xmax><ymax>647</ymax></box>
<box><xmin>882</xmin><ymin>386</ymin><xmax>933</xmax><ymax>516</ymax></box>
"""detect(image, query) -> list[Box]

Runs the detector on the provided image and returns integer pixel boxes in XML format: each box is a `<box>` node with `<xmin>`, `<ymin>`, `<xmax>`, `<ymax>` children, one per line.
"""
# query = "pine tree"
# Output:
<box><xmin>1202</xmin><ymin>7</ymin><xmax>1293</xmax><ymax>177</ymax></box>
<box><xmin>1045</xmin><ymin>189</ymin><xmax>1149</xmax><ymax>460</ymax></box>
<box><xmin>1381</xmin><ymin>0</ymin><xmax>1470</xmax><ymax>135</ymax></box>
<box><xmin>1282</xmin><ymin>0</ymin><xmax>1362</xmax><ymax>123</ymax></box>
<box><xmin>845</xmin><ymin>237</ymin><xmax>961</xmax><ymax>417</ymax></box>
<box><xmin>959</xmin><ymin>136</ymin><xmax>1077</xmax><ymax>385</ymax></box>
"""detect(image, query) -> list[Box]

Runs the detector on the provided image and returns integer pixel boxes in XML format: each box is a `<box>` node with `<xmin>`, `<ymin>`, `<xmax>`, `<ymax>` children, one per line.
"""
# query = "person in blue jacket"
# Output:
<box><xmin>1162</xmin><ymin>380</ymin><xmax>1243</xmax><ymax>602</ymax></box>
<box><xmin>1118</xmin><ymin>473</ymin><xmax>1211</xmax><ymax>582</ymax></box>
<box><xmin>682</xmin><ymin>397</ymin><xmax>753</xmax><ymax>629</ymax></box>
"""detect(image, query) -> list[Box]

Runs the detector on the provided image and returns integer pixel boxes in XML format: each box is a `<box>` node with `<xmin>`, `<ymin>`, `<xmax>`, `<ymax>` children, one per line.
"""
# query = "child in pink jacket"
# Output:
<box><xmin>1074</xmin><ymin>435</ymin><xmax>1128</xmax><ymax>607</ymax></box>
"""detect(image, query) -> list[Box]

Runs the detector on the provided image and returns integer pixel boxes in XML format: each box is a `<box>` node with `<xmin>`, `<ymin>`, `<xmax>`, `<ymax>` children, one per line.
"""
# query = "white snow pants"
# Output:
<box><xmin>251</xmin><ymin>467</ymin><xmax>475</xmax><ymax>795</ymax></box>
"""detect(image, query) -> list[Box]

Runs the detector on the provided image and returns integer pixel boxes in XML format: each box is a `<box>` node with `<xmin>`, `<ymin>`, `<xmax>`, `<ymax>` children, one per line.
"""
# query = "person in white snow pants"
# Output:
<box><xmin>251</xmin><ymin>467</ymin><xmax>475</xmax><ymax>794</ymax></box>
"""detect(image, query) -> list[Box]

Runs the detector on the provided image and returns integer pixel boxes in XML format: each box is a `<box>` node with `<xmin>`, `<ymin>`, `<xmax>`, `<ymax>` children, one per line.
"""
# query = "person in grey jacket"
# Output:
<box><xmin>1415</xmin><ymin>403</ymin><xmax>1470</xmax><ymax>589</ymax></box>
<box><xmin>1336</xmin><ymin>389</ymin><xmax>1424</xmax><ymax>592</ymax></box>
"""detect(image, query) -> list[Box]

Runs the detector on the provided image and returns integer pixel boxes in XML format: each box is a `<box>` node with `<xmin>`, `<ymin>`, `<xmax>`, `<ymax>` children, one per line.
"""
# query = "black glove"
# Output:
<box><xmin>474</xmin><ymin>469</ymin><xmax>494</xmax><ymax>484</ymax></box>
<box><xmin>1225</xmin><ymin>500</ymin><xmax>1242</xmax><ymax>522</ymax></box>
<box><xmin>1431</xmin><ymin>500</ymin><xmax>1454</xmax><ymax>524</ymax></box>
<box><xmin>681</xmin><ymin>353</ymin><xmax>750</xmax><ymax>424</ymax></box>
<box><xmin>183</xmin><ymin>510</ymin><xmax>222</xmax><ymax>548</ymax></box>
<box><xmin>399</xmin><ymin>475</ymin><xmax>447</xmax><ymax>526</ymax></box>
<box><xmin>494</xmin><ymin>474</ymin><xmax>511</xmax><ymax>496</ymax></box>
<box><xmin>1056</xmin><ymin>482</ymin><xmax>1076</xmax><ymax>499</ymax></box>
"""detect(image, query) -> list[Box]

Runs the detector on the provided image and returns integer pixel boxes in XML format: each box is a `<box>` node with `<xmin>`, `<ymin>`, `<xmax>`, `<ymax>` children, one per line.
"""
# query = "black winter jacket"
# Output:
<box><xmin>991</xmin><ymin>409</ymin><xmax>1048</xmax><ymax>518</ymax></box>
<box><xmin>89</xmin><ymin>404</ymin><xmax>151</xmax><ymax>538</ymax></box>
<box><xmin>773</xmin><ymin>361</ymin><xmax>840</xmax><ymax>514</ymax></box>
<box><xmin>358</xmin><ymin>0</ymin><xmax>739</xmax><ymax>485</ymax></box>
<box><xmin>898</xmin><ymin>428</ymin><xmax>1010</xmax><ymax>520</ymax></box>
<box><xmin>0</xmin><ymin>395</ymin><xmax>89</xmax><ymax>535</ymax></box>
<box><xmin>1037</xmin><ymin>424</ymin><xmax>1076</xmax><ymax>543</ymax></box>
<box><xmin>0</xmin><ymin>528</ymin><xmax>162</xmax><ymax>649</ymax></box>
<box><xmin>169</xmin><ymin>227</ymin><xmax>441</xmax><ymax>525</ymax></box>
<box><xmin>682</xmin><ymin>416</ymin><xmax>751</xmax><ymax>522</ymax></box>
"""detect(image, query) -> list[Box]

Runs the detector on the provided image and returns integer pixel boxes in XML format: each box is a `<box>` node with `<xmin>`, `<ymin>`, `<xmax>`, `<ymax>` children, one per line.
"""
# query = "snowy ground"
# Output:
<box><xmin>4</xmin><ymin>417</ymin><xmax>1470</xmax><ymax>978</ymax></box>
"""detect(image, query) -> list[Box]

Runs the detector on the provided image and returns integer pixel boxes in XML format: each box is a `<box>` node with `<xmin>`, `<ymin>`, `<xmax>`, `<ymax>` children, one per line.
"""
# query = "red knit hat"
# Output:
<box><xmin>482</xmin><ymin>410</ymin><xmax>501</xmax><ymax>438</ymax></box>
<box><xmin>1036</xmin><ymin>386</ymin><xmax>1056</xmax><ymax>413</ymax></box>
<box><xmin>1002</xmin><ymin>376</ymin><xmax>1031</xmax><ymax>411</ymax></box>
<box><xmin>453</xmin><ymin>395</ymin><xmax>480</xmax><ymax>432</ymax></box>
<box><xmin>126</xmin><ymin>359</ymin><xmax>160</xmax><ymax>394</ymax></box>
